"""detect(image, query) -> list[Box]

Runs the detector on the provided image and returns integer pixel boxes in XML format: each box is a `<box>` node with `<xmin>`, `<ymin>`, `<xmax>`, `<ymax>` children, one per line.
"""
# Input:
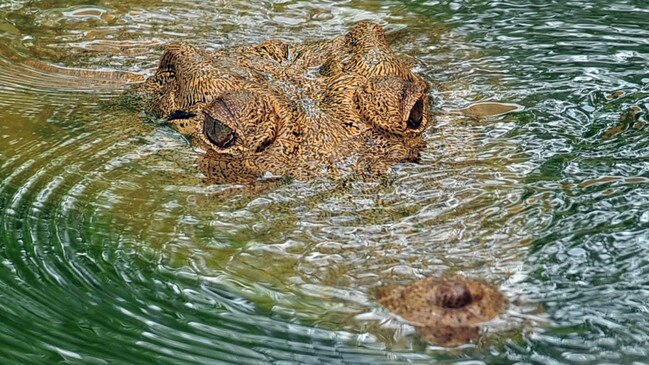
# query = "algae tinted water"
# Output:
<box><xmin>1</xmin><ymin>1</ymin><xmax>648</xmax><ymax>364</ymax></box>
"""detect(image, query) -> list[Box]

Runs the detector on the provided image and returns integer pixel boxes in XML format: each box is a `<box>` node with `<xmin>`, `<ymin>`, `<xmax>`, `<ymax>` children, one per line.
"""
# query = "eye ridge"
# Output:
<box><xmin>204</xmin><ymin>113</ymin><xmax>236</xmax><ymax>148</ymax></box>
<box><xmin>407</xmin><ymin>98</ymin><xmax>424</xmax><ymax>129</ymax></box>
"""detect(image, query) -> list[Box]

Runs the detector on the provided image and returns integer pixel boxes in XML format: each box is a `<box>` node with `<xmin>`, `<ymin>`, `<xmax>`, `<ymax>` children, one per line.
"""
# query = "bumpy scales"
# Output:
<box><xmin>140</xmin><ymin>22</ymin><xmax>431</xmax><ymax>183</ymax></box>
<box><xmin>375</xmin><ymin>277</ymin><xmax>507</xmax><ymax>346</ymax></box>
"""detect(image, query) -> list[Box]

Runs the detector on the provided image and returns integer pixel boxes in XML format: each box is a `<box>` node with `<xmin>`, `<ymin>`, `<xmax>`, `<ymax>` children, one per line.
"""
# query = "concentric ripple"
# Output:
<box><xmin>1</xmin><ymin>0</ymin><xmax>649</xmax><ymax>364</ymax></box>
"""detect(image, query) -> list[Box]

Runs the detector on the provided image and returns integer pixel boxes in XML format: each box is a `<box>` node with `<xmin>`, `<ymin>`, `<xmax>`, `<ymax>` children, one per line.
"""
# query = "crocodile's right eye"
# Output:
<box><xmin>203</xmin><ymin>114</ymin><xmax>236</xmax><ymax>148</ymax></box>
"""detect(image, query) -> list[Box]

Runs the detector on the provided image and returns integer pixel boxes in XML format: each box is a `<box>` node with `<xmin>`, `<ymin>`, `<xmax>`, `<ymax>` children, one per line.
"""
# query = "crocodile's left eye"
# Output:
<box><xmin>407</xmin><ymin>97</ymin><xmax>424</xmax><ymax>130</ymax></box>
<box><xmin>355</xmin><ymin>76</ymin><xmax>429</xmax><ymax>136</ymax></box>
<box><xmin>204</xmin><ymin>113</ymin><xmax>236</xmax><ymax>148</ymax></box>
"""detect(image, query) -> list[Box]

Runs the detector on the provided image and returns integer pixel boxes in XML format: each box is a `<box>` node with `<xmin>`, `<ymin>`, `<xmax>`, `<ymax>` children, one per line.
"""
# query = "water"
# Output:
<box><xmin>1</xmin><ymin>0</ymin><xmax>648</xmax><ymax>364</ymax></box>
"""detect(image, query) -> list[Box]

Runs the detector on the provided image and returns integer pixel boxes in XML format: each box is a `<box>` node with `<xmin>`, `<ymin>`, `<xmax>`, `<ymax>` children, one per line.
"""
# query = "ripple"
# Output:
<box><xmin>2</xmin><ymin>0</ymin><xmax>649</xmax><ymax>364</ymax></box>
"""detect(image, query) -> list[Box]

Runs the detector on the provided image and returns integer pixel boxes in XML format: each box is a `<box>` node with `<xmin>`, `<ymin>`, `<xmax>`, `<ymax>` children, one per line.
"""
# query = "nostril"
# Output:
<box><xmin>204</xmin><ymin>114</ymin><xmax>236</xmax><ymax>148</ymax></box>
<box><xmin>407</xmin><ymin>98</ymin><xmax>424</xmax><ymax>129</ymax></box>
<box><xmin>436</xmin><ymin>282</ymin><xmax>473</xmax><ymax>309</ymax></box>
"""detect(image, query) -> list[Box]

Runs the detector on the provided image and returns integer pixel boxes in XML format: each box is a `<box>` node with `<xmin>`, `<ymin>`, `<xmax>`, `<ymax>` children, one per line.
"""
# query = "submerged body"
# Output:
<box><xmin>139</xmin><ymin>22</ymin><xmax>431</xmax><ymax>183</ymax></box>
<box><xmin>138</xmin><ymin>22</ymin><xmax>509</xmax><ymax>345</ymax></box>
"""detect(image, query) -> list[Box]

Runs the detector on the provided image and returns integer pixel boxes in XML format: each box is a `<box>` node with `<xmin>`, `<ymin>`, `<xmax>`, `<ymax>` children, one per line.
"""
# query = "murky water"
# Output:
<box><xmin>1</xmin><ymin>1</ymin><xmax>648</xmax><ymax>364</ymax></box>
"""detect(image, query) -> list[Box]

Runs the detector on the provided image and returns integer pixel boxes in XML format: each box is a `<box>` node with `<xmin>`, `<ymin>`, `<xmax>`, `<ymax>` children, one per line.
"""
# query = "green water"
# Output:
<box><xmin>1</xmin><ymin>1</ymin><xmax>648</xmax><ymax>364</ymax></box>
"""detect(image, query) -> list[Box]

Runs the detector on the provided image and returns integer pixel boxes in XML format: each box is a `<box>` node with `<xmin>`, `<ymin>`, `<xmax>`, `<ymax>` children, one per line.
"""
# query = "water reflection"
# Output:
<box><xmin>1</xmin><ymin>0</ymin><xmax>648</xmax><ymax>364</ymax></box>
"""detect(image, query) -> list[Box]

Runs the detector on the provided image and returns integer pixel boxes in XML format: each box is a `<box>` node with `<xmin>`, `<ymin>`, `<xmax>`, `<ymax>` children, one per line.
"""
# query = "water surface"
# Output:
<box><xmin>1</xmin><ymin>1</ymin><xmax>648</xmax><ymax>364</ymax></box>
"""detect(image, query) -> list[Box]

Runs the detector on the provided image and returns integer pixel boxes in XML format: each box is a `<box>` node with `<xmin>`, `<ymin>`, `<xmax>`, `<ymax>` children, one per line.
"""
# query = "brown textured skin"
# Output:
<box><xmin>375</xmin><ymin>277</ymin><xmax>507</xmax><ymax>346</ymax></box>
<box><xmin>138</xmin><ymin>22</ymin><xmax>431</xmax><ymax>183</ymax></box>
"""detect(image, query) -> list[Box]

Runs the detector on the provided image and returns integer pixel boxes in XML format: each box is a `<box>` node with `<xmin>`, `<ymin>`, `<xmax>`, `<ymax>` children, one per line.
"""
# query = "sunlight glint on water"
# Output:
<box><xmin>1</xmin><ymin>1</ymin><xmax>648</xmax><ymax>364</ymax></box>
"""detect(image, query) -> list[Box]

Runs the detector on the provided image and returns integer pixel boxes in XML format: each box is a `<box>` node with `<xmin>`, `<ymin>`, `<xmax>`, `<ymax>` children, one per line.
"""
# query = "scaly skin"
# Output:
<box><xmin>375</xmin><ymin>276</ymin><xmax>507</xmax><ymax>346</ymax></box>
<box><xmin>139</xmin><ymin>22</ymin><xmax>431</xmax><ymax>183</ymax></box>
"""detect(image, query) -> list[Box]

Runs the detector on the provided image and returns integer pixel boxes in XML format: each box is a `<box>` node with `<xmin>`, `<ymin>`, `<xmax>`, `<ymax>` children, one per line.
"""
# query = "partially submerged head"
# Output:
<box><xmin>140</xmin><ymin>21</ymin><xmax>433</xmax><ymax>183</ymax></box>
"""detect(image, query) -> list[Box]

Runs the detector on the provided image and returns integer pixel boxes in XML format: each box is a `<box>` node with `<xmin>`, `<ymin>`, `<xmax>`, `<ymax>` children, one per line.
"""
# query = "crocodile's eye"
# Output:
<box><xmin>407</xmin><ymin>97</ymin><xmax>424</xmax><ymax>130</ymax></box>
<box><xmin>204</xmin><ymin>114</ymin><xmax>236</xmax><ymax>148</ymax></box>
